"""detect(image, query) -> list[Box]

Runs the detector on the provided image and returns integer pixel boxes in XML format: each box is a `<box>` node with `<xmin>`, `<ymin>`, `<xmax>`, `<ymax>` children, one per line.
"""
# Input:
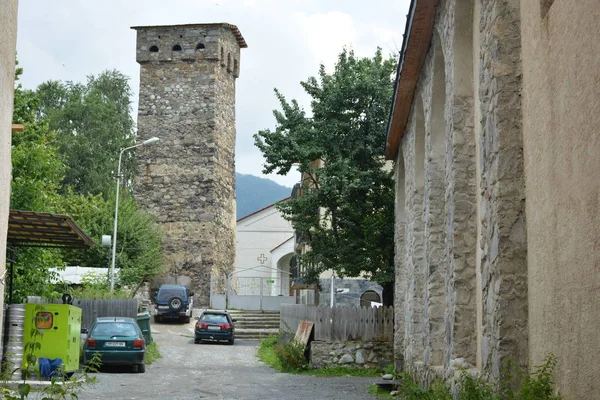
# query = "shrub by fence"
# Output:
<box><xmin>281</xmin><ymin>304</ymin><xmax>394</xmax><ymax>342</ymax></box>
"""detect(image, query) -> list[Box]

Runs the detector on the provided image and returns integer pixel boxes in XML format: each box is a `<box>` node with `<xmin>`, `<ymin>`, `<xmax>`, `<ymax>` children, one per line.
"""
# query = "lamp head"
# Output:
<box><xmin>142</xmin><ymin>137</ymin><xmax>160</xmax><ymax>145</ymax></box>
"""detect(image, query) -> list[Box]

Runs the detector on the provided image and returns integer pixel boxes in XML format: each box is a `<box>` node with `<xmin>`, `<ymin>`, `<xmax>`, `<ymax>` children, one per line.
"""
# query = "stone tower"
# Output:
<box><xmin>132</xmin><ymin>23</ymin><xmax>246</xmax><ymax>306</ymax></box>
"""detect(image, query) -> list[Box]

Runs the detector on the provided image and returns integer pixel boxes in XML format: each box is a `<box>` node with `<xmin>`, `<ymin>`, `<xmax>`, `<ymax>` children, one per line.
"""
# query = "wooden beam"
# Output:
<box><xmin>11</xmin><ymin>124</ymin><xmax>24</xmax><ymax>133</ymax></box>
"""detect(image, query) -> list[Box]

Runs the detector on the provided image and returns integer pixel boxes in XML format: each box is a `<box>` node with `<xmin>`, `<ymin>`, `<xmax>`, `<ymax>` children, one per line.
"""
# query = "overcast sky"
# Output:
<box><xmin>15</xmin><ymin>0</ymin><xmax>409</xmax><ymax>188</ymax></box>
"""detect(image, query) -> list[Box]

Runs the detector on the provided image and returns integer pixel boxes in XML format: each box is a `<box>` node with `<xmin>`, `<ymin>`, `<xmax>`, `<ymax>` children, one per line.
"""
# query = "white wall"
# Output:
<box><xmin>236</xmin><ymin>205</ymin><xmax>294</xmax><ymax>279</ymax></box>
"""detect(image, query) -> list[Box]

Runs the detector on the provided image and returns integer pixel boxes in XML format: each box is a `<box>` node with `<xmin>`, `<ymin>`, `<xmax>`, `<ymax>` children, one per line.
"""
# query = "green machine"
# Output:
<box><xmin>22</xmin><ymin>303</ymin><xmax>82</xmax><ymax>374</ymax></box>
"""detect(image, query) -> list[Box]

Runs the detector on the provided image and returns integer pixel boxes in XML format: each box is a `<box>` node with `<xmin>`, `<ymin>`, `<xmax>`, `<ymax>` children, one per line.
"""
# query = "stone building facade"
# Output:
<box><xmin>0</xmin><ymin>0</ymin><xmax>18</xmax><ymax>357</ymax></box>
<box><xmin>386</xmin><ymin>1</ymin><xmax>600</xmax><ymax>398</ymax></box>
<box><xmin>132</xmin><ymin>23</ymin><xmax>246</xmax><ymax>306</ymax></box>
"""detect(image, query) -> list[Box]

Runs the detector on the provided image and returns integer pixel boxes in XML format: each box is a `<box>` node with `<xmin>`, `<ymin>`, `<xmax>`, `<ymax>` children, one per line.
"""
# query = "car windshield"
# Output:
<box><xmin>92</xmin><ymin>322</ymin><xmax>138</xmax><ymax>337</ymax></box>
<box><xmin>157</xmin><ymin>288</ymin><xmax>185</xmax><ymax>301</ymax></box>
<box><xmin>201</xmin><ymin>314</ymin><xmax>229</xmax><ymax>324</ymax></box>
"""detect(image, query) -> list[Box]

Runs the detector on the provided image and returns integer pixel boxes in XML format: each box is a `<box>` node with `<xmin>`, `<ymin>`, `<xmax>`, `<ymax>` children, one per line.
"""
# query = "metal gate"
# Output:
<box><xmin>209</xmin><ymin>275</ymin><xmax>295</xmax><ymax>311</ymax></box>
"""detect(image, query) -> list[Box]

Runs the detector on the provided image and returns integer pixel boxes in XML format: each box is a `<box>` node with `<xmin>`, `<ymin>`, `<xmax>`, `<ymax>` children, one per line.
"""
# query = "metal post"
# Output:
<box><xmin>110</xmin><ymin>137</ymin><xmax>159</xmax><ymax>292</ymax></box>
<box><xmin>330</xmin><ymin>273</ymin><xmax>335</xmax><ymax>308</ymax></box>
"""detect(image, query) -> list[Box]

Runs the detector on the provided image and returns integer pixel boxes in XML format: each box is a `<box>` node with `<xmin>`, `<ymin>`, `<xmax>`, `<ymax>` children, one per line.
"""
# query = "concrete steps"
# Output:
<box><xmin>229</xmin><ymin>310</ymin><xmax>280</xmax><ymax>340</ymax></box>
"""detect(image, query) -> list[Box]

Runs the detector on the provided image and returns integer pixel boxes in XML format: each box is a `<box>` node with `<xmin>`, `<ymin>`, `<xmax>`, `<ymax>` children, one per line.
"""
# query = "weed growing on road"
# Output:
<box><xmin>145</xmin><ymin>342</ymin><xmax>162</xmax><ymax>365</ymax></box>
<box><xmin>257</xmin><ymin>336</ymin><xmax>281</xmax><ymax>370</ymax></box>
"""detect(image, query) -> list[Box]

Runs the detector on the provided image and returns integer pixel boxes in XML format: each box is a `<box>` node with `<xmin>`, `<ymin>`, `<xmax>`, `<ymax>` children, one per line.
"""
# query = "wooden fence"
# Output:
<box><xmin>28</xmin><ymin>298</ymin><xmax>140</xmax><ymax>329</ymax></box>
<box><xmin>74</xmin><ymin>299</ymin><xmax>139</xmax><ymax>329</ymax></box>
<box><xmin>281</xmin><ymin>304</ymin><xmax>394</xmax><ymax>342</ymax></box>
<box><xmin>281</xmin><ymin>304</ymin><xmax>317</xmax><ymax>334</ymax></box>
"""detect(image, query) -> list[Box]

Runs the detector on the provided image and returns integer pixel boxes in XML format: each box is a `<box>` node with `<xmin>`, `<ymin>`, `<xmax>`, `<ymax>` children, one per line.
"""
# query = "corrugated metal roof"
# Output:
<box><xmin>8</xmin><ymin>209</ymin><xmax>95</xmax><ymax>248</ymax></box>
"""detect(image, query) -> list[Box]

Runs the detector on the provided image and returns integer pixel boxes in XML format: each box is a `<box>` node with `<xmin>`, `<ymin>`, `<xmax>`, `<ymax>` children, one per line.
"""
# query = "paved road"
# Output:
<box><xmin>78</xmin><ymin>316</ymin><xmax>379</xmax><ymax>400</ymax></box>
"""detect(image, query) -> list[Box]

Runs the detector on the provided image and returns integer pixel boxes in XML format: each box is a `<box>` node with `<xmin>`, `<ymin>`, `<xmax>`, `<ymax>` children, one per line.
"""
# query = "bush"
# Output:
<box><xmin>273</xmin><ymin>338</ymin><xmax>308</xmax><ymax>371</ymax></box>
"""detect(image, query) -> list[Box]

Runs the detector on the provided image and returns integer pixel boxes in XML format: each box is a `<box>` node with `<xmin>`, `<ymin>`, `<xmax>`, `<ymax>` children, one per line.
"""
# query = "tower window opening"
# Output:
<box><xmin>196</xmin><ymin>43</ymin><xmax>206</xmax><ymax>51</ymax></box>
<box><xmin>173</xmin><ymin>44</ymin><xmax>182</xmax><ymax>51</ymax></box>
<box><xmin>149</xmin><ymin>45</ymin><xmax>159</xmax><ymax>53</ymax></box>
<box><xmin>227</xmin><ymin>53</ymin><xmax>232</xmax><ymax>72</ymax></box>
<box><xmin>234</xmin><ymin>59</ymin><xmax>239</xmax><ymax>76</ymax></box>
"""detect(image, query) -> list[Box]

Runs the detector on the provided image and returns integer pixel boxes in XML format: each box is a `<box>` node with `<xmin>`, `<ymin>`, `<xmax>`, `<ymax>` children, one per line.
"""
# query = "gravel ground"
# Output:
<box><xmin>77</xmin><ymin>316</ymin><xmax>380</xmax><ymax>400</ymax></box>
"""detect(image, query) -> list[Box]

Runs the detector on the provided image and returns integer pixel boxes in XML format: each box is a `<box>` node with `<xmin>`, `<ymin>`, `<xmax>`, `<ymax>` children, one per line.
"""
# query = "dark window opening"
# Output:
<box><xmin>149</xmin><ymin>45</ymin><xmax>159</xmax><ymax>53</ymax></box>
<box><xmin>179</xmin><ymin>35</ymin><xmax>183</xmax><ymax>38</ymax></box>
<box><xmin>195</xmin><ymin>43</ymin><xmax>206</xmax><ymax>51</ymax></box>
<box><xmin>227</xmin><ymin>53</ymin><xmax>232</xmax><ymax>72</ymax></box>
<box><xmin>158</xmin><ymin>35</ymin><xmax>161</xmax><ymax>39</ymax></box>
<box><xmin>221</xmin><ymin>47</ymin><xmax>224</xmax><ymax>63</ymax></box>
<box><xmin>172</xmin><ymin>44</ymin><xmax>182</xmax><ymax>51</ymax></box>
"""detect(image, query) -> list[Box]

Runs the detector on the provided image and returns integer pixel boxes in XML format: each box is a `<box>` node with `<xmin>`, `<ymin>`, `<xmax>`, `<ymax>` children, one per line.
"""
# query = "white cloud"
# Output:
<box><xmin>15</xmin><ymin>0</ymin><xmax>409</xmax><ymax>188</ymax></box>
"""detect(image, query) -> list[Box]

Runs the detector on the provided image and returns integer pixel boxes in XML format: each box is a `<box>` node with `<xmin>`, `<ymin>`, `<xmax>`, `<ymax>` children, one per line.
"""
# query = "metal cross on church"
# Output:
<box><xmin>257</xmin><ymin>254</ymin><xmax>268</xmax><ymax>264</ymax></box>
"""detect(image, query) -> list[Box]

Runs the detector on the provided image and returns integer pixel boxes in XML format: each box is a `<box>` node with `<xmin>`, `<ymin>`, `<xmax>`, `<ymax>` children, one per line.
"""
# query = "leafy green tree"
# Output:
<box><xmin>10</xmin><ymin>65</ymin><xmax>65</xmax><ymax>300</ymax></box>
<box><xmin>36</xmin><ymin>70</ymin><xmax>136</xmax><ymax>197</ymax></box>
<box><xmin>58</xmin><ymin>191</ymin><xmax>163</xmax><ymax>293</ymax></box>
<box><xmin>254</xmin><ymin>49</ymin><xmax>397</xmax><ymax>304</ymax></box>
<box><xmin>8</xmin><ymin>66</ymin><xmax>163</xmax><ymax>300</ymax></box>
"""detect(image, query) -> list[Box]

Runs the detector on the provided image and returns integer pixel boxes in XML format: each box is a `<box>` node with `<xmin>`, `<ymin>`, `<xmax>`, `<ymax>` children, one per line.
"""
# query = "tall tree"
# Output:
<box><xmin>10</xmin><ymin>64</ymin><xmax>66</xmax><ymax>300</ymax></box>
<box><xmin>59</xmin><ymin>191</ymin><xmax>163</xmax><ymax>292</ymax></box>
<box><xmin>9</xmin><ymin>67</ymin><xmax>163</xmax><ymax>299</ymax></box>
<box><xmin>36</xmin><ymin>70</ymin><xmax>136</xmax><ymax>197</ymax></box>
<box><xmin>254</xmin><ymin>49</ymin><xmax>396</xmax><ymax>304</ymax></box>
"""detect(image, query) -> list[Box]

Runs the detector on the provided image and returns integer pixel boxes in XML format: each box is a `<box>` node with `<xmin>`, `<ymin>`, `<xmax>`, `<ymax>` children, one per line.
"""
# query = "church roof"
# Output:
<box><xmin>236</xmin><ymin>197</ymin><xmax>291</xmax><ymax>223</ymax></box>
<box><xmin>384</xmin><ymin>0</ymin><xmax>438</xmax><ymax>160</ymax></box>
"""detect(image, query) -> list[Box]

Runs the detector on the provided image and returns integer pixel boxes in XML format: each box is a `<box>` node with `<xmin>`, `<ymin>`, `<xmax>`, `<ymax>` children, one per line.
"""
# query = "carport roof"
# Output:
<box><xmin>7</xmin><ymin>209</ymin><xmax>95</xmax><ymax>248</ymax></box>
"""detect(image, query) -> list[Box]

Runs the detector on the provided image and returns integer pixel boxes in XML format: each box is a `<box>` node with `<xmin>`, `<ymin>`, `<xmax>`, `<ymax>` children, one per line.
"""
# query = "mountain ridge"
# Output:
<box><xmin>236</xmin><ymin>173</ymin><xmax>292</xmax><ymax>220</ymax></box>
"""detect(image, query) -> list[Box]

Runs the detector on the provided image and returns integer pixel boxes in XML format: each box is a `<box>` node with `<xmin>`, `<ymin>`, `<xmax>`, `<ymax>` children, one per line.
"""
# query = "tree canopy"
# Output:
<box><xmin>254</xmin><ymin>49</ymin><xmax>397</xmax><ymax>302</ymax></box>
<box><xmin>9</xmin><ymin>67</ymin><xmax>163</xmax><ymax>299</ymax></box>
<box><xmin>35</xmin><ymin>70</ymin><xmax>136</xmax><ymax>197</ymax></box>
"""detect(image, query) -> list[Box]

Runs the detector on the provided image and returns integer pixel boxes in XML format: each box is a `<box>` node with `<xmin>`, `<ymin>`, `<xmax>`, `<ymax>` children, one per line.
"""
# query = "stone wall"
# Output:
<box><xmin>310</xmin><ymin>341</ymin><xmax>393</xmax><ymax>370</ymax></box>
<box><xmin>317</xmin><ymin>278</ymin><xmax>383</xmax><ymax>307</ymax></box>
<box><xmin>520</xmin><ymin>1</ymin><xmax>600</xmax><ymax>398</ymax></box>
<box><xmin>0</xmin><ymin>0</ymin><xmax>18</xmax><ymax>359</ymax></box>
<box><xmin>133</xmin><ymin>24</ymin><xmax>244</xmax><ymax>306</ymax></box>
<box><xmin>393</xmin><ymin>0</ymin><xmax>527</xmax><ymax>384</ymax></box>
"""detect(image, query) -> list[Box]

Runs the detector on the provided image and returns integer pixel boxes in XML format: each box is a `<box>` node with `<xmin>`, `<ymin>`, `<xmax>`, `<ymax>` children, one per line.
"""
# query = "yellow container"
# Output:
<box><xmin>22</xmin><ymin>304</ymin><xmax>82</xmax><ymax>373</ymax></box>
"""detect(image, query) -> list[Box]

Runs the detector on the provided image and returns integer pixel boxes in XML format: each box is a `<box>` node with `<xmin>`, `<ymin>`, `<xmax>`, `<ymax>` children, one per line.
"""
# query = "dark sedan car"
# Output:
<box><xmin>194</xmin><ymin>310</ymin><xmax>235</xmax><ymax>345</ymax></box>
<box><xmin>83</xmin><ymin>317</ymin><xmax>146</xmax><ymax>373</ymax></box>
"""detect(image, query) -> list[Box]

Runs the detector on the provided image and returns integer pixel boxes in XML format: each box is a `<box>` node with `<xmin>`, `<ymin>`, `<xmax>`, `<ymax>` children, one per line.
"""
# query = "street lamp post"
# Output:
<box><xmin>110</xmin><ymin>137</ymin><xmax>160</xmax><ymax>292</ymax></box>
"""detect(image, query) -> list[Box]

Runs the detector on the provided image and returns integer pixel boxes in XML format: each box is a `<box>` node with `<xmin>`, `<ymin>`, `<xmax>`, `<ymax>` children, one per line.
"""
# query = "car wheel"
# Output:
<box><xmin>154</xmin><ymin>315</ymin><xmax>161</xmax><ymax>323</ymax></box>
<box><xmin>184</xmin><ymin>316</ymin><xmax>191</xmax><ymax>324</ymax></box>
<box><xmin>227</xmin><ymin>339</ymin><xmax>234</xmax><ymax>345</ymax></box>
<box><xmin>138</xmin><ymin>364</ymin><xmax>146</xmax><ymax>373</ymax></box>
<box><xmin>194</xmin><ymin>338</ymin><xmax>200</xmax><ymax>344</ymax></box>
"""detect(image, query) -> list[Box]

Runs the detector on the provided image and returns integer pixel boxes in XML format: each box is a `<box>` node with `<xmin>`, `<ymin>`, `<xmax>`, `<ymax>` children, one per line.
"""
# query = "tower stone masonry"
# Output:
<box><xmin>132</xmin><ymin>23</ymin><xmax>246</xmax><ymax>306</ymax></box>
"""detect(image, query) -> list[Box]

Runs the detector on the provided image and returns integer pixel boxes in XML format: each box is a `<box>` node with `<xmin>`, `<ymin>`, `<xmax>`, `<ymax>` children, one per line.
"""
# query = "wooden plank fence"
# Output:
<box><xmin>28</xmin><ymin>298</ymin><xmax>140</xmax><ymax>329</ymax></box>
<box><xmin>74</xmin><ymin>299</ymin><xmax>139</xmax><ymax>329</ymax></box>
<box><xmin>281</xmin><ymin>304</ymin><xmax>394</xmax><ymax>342</ymax></box>
<box><xmin>280</xmin><ymin>304</ymin><xmax>317</xmax><ymax>334</ymax></box>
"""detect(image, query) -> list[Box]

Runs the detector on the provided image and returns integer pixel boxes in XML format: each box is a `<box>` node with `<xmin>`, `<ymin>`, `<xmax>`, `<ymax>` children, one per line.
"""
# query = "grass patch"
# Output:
<box><xmin>389</xmin><ymin>355</ymin><xmax>562</xmax><ymax>400</ymax></box>
<box><xmin>368</xmin><ymin>384</ymin><xmax>395</xmax><ymax>399</ymax></box>
<box><xmin>257</xmin><ymin>335</ymin><xmax>281</xmax><ymax>370</ymax></box>
<box><xmin>145</xmin><ymin>341</ymin><xmax>162</xmax><ymax>365</ymax></box>
<box><xmin>256</xmin><ymin>335</ymin><xmax>382</xmax><ymax>377</ymax></box>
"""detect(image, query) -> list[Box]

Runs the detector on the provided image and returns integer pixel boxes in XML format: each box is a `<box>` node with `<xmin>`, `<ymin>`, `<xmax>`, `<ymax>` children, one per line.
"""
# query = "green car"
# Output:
<box><xmin>83</xmin><ymin>317</ymin><xmax>146</xmax><ymax>373</ymax></box>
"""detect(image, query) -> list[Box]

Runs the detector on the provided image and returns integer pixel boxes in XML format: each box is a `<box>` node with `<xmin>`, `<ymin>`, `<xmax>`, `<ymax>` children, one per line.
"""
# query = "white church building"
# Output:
<box><xmin>235</xmin><ymin>199</ymin><xmax>295</xmax><ymax>298</ymax></box>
